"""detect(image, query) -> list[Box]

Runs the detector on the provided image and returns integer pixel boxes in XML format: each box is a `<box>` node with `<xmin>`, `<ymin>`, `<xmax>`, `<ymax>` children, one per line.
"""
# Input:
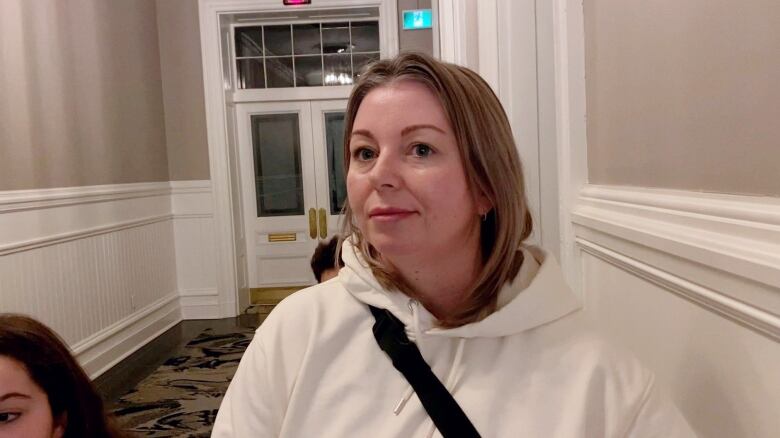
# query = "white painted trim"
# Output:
<box><xmin>437</xmin><ymin>0</ymin><xmax>469</xmax><ymax>65</ymax></box>
<box><xmin>0</xmin><ymin>182</ymin><xmax>170</xmax><ymax>213</ymax></box>
<box><xmin>477</xmin><ymin>0</ymin><xmax>499</xmax><ymax>91</ymax></box>
<box><xmin>552</xmin><ymin>0</ymin><xmax>588</xmax><ymax>294</ymax></box>
<box><xmin>73</xmin><ymin>292</ymin><xmax>182</xmax><ymax>378</ymax></box>
<box><xmin>181</xmin><ymin>287</ymin><xmax>220</xmax><ymax>297</ymax></box>
<box><xmin>579</xmin><ymin>185</ymin><xmax>780</xmax><ymax>228</ymax></box>
<box><xmin>180</xmin><ymin>294</ymin><xmax>222</xmax><ymax>320</ymax></box>
<box><xmin>573</xmin><ymin>185</ymin><xmax>780</xmax><ymax>340</ymax></box>
<box><xmin>232</xmin><ymin>86</ymin><xmax>352</xmax><ymax>103</ymax></box>
<box><xmin>0</xmin><ymin>214</ymin><xmax>173</xmax><ymax>256</ymax></box>
<box><xmin>169</xmin><ymin>179</ymin><xmax>212</xmax><ymax>194</ymax></box>
<box><xmin>201</xmin><ymin>0</ymin><xmax>241</xmax><ymax>318</ymax></box>
<box><xmin>577</xmin><ymin>239</ymin><xmax>780</xmax><ymax>342</ymax></box>
<box><xmin>574</xmin><ymin>185</ymin><xmax>780</xmax><ymax>289</ymax></box>
<box><xmin>534</xmin><ymin>0</ymin><xmax>562</xmax><ymax>262</ymax></box>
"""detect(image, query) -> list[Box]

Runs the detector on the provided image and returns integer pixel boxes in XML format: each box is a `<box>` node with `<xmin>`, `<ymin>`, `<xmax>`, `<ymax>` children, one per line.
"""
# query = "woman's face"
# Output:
<box><xmin>0</xmin><ymin>356</ymin><xmax>64</xmax><ymax>438</ymax></box>
<box><xmin>347</xmin><ymin>80</ymin><xmax>489</xmax><ymax>261</ymax></box>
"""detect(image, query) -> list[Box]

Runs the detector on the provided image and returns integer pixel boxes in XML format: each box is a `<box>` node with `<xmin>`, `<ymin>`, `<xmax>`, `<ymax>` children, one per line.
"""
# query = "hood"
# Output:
<box><xmin>339</xmin><ymin>237</ymin><xmax>582</xmax><ymax>339</ymax></box>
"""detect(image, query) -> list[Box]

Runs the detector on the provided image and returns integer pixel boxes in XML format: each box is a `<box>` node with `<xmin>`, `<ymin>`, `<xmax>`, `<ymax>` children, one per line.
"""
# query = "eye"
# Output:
<box><xmin>353</xmin><ymin>147</ymin><xmax>377</xmax><ymax>161</ymax></box>
<box><xmin>411</xmin><ymin>143</ymin><xmax>434</xmax><ymax>158</ymax></box>
<box><xmin>0</xmin><ymin>412</ymin><xmax>21</xmax><ymax>424</ymax></box>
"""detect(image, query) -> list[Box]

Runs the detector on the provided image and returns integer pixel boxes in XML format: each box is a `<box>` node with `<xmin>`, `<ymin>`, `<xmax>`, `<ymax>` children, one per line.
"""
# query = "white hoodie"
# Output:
<box><xmin>212</xmin><ymin>240</ymin><xmax>695</xmax><ymax>437</ymax></box>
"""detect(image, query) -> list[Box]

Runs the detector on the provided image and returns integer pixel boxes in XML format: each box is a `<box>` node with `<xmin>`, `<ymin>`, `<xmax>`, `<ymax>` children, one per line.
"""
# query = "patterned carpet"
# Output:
<box><xmin>112</xmin><ymin>327</ymin><xmax>256</xmax><ymax>437</ymax></box>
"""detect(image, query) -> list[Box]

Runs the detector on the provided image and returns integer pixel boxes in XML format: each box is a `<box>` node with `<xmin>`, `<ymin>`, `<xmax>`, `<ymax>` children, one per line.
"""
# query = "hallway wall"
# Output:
<box><xmin>0</xmin><ymin>0</ymin><xmax>218</xmax><ymax>377</ymax></box>
<box><xmin>0</xmin><ymin>0</ymin><xmax>170</xmax><ymax>191</ymax></box>
<box><xmin>157</xmin><ymin>0</ymin><xmax>211</xmax><ymax>181</ymax></box>
<box><xmin>571</xmin><ymin>1</ymin><xmax>780</xmax><ymax>436</ymax></box>
<box><xmin>584</xmin><ymin>0</ymin><xmax>780</xmax><ymax>196</ymax></box>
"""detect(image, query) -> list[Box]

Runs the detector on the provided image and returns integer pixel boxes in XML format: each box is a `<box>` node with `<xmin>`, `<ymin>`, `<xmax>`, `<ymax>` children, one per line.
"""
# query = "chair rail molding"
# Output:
<box><xmin>0</xmin><ymin>179</ymin><xmax>222</xmax><ymax>377</ymax></box>
<box><xmin>573</xmin><ymin>184</ymin><xmax>780</xmax><ymax>341</ymax></box>
<box><xmin>0</xmin><ymin>181</ymin><xmax>181</xmax><ymax>378</ymax></box>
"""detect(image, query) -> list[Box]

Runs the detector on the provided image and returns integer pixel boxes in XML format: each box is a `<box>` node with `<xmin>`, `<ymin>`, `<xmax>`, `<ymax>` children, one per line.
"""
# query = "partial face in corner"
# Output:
<box><xmin>0</xmin><ymin>356</ymin><xmax>65</xmax><ymax>438</ymax></box>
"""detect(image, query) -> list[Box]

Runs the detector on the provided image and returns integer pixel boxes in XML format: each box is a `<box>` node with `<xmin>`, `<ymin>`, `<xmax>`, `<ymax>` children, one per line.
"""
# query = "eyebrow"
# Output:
<box><xmin>401</xmin><ymin>124</ymin><xmax>446</xmax><ymax>136</ymax></box>
<box><xmin>350</xmin><ymin>129</ymin><xmax>376</xmax><ymax>141</ymax></box>
<box><xmin>0</xmin><ymin>392</ymin><xmax>31</xmax><ymax>402</ymax></box>
<box><xmin>350</xmin><ymin>124</ymin><xmax>446</xmax><ymax>141</ymax></box>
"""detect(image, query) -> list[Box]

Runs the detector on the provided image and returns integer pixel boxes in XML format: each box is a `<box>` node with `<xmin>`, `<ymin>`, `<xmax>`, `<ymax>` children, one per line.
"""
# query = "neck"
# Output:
<box><xmin>385</xmin><ymin>229</ymin><xmax>483</xmax><ymax>321</ymax></box>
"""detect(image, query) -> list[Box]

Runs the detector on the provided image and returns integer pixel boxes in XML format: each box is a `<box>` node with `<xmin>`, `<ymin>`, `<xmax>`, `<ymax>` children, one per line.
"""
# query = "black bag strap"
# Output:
<box><xmin>369</xmin><ymin>305</ymin><xmax>481</xmax><ymax>438</ymax></box>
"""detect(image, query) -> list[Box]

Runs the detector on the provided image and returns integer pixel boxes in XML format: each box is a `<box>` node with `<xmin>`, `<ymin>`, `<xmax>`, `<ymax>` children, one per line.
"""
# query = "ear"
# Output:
<box><xmin>475</xmin><ymin>192</ymin><xmax>493</xmax><ymax>217</ymax></box>
<box><xmin>51</xmin><ymin>413</ymin><xmax>67</xmax><ymax>438</ymax></box>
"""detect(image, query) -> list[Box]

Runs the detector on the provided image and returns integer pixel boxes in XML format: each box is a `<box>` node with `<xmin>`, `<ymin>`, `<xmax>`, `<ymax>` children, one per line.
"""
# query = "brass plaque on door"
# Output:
<box><xmin>268</xmin><ymin>232</ymin><xmax>297</xmax><ymax>242</ymax></box>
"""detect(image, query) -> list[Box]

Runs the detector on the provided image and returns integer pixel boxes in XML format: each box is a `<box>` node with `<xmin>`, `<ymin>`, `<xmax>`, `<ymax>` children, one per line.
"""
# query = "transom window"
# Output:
<box><xmin>234</xmin><ymin>20</ymin><xmax>380</xmax><ymax>89</ymax></box>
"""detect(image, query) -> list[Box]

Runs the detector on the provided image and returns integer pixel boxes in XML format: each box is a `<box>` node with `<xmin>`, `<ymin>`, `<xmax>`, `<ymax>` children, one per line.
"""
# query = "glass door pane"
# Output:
<box><xmin>251</xmin><ymin>113</ymin><xmax>304</xmax><ymax>216</ymax></box>
<box><xmin>311</xmin><ymin>100</ymin><xmax>348</xmax><ymax>241</ymax></box>
<box><xmin>324</xmin><ymin>112</ymin><xmax>347</xmax><ymax>214</ymax></box>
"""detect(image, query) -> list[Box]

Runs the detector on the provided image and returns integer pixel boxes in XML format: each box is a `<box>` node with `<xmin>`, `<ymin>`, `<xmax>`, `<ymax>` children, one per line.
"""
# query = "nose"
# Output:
<box><xmin>368</xmin><ymin>150</ymin><xmax>401</xmax><ymax>190</ymax></box>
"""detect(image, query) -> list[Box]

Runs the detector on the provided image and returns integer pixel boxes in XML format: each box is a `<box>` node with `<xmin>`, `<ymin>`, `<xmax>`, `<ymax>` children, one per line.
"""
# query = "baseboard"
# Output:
<box><xmin>180</xmin><ymin>294</ymin><xmax>222</xmax><ymax>320</ymax></box>
<box><xmin>73</xmin><ymin>292</ymin><xmax>182</xmax><ymax>379</ymax></box>
<box><xmin>572</xmin><ymin>184</ymin><xmax>780</xmax><ymax>340</ymax></box>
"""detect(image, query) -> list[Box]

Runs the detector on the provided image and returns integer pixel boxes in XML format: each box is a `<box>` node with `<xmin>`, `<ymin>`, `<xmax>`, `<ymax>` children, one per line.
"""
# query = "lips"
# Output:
<box><xmin>368</xmin><ymin>207</ymin><xmax>416</xmax><ymax>220</ymax></box>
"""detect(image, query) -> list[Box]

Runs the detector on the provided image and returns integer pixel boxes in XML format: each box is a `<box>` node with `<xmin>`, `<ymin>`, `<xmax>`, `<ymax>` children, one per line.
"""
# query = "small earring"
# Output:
<box><xmin>481</xmin><ymin>212</ymin><xmax>488</xmax><ymax>222</ymax></box>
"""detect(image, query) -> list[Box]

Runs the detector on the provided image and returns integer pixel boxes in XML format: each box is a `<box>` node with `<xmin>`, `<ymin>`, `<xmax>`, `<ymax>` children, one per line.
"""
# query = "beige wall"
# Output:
<box><xmin>157</xmin><ymin>0</ymin><xmax>210</xmax><ymax>181</ymax></box>
<box><xmin>0</xmin><ymin>0</ymin><xmax>171</xmax><ymax>191</ymax></box>
<box><xmin>584</xmin><ymin>0</ymin><xmax>780</xmax><ymax>196</ymax></box>
<box><xmin>397</xmin><ymin>0</ymin><xmax>434</xmax><ymax>56</ymax></box>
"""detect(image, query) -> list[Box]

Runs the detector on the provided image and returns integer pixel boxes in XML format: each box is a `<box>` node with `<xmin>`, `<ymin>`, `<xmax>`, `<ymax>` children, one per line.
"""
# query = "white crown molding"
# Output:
<box><xmin>573</xmin><ymin>184</ymin><xmax>780</xmax><ymax>340</ymax></box>
<box><xmin>0</xmin><ymin>182</ymin><xmax>171</xmax><ymax>213</ymax></box>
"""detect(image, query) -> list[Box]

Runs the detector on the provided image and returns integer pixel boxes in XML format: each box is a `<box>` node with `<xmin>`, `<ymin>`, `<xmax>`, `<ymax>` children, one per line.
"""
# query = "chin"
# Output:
<box><xmin>367</xmin><ymin>236</ymin><xmax>418</xmax><ymax>258</ymax></box>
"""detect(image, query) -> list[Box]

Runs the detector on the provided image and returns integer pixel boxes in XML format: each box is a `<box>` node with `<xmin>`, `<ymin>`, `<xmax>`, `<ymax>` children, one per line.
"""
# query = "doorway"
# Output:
<box><xmin>236</xmin><ymin>99</ymin><xmax>348</xmax><ymax>288</ymax></box>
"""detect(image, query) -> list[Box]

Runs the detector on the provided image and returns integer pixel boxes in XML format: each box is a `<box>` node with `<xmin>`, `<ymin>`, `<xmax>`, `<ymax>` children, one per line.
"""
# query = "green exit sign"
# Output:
<box><xmin>402</xmin><ymin>9</ymin><xmax>433</xmax><ymax>30</ymax></box>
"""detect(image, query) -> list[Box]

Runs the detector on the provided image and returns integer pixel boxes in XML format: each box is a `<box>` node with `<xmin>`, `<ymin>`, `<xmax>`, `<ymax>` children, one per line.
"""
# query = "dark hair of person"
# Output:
<box><xmin>0</xmin><ymin>314</ymin><xmax>126</xmax><ymax>438</ymax></box>
<box><xmin>310</xmin><ymin>236</ymin><xmax>344</xmax><ymax>282</ymax></box>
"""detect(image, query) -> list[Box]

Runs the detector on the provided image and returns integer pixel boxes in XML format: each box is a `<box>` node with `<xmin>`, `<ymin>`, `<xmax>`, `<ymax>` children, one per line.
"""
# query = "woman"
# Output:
<box><xmin>0</xmin><ymin>314</ymin><xmax>125</xmax><ymax>438</ymax></box>
<box><xmin>213</xmin><ymin>53</ymin><xmax>694</xmax><ymax>437</ymax></box>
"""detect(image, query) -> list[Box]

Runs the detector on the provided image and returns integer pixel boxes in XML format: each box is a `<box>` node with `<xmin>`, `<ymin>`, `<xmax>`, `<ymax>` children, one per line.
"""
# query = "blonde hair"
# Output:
<box><xmin>341</xmin><ymin>52</ymin><xmax>532</xmax><ymax>327</ymax></box>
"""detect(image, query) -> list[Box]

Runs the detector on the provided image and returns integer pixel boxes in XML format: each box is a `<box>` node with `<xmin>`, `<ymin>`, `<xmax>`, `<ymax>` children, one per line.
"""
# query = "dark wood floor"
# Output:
<box><xmin>94</xmin><ymin>313</ymin><xmax>261</xmax><ymax>403</ymax></box>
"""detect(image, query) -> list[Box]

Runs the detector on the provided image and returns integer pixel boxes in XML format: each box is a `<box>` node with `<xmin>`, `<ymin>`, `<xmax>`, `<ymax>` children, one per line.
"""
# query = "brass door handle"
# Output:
<box><xmin>318</xmin><ymin>208</ymin><xmax>327</xmax><ymax>239</ymax></box>
<box><xmin>308</xmin><ymin>208</ymin><xmax>317</xmax><ymax>239</ymax></box>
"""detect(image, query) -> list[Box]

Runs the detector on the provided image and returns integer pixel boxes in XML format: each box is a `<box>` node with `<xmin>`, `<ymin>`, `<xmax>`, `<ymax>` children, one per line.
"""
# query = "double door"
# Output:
<box><xmin>237</xmin><ymin>100</ymin><xmax>347</xmax><ymax>288</ymax></box>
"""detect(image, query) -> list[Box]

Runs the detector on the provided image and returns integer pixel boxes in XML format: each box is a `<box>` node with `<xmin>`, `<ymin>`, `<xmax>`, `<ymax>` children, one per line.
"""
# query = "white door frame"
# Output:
<box><xmin>439</xmin><ymin>0</ymin><xmax>564</xmax><ymax>267</ymax></box>
<box><xmin>236</xmin><ymin>101</ymin><xmax>317</xmax><ymax>288</ymax></box>
<box><xmin>549</xmin><ymin>0</ymin><xmax>588</xmax><ymax>294</ymax></box>
<box><xmin>199</xmin><ymin>0</ymin><xmax>399</xmax><ymax>316</ymax></box>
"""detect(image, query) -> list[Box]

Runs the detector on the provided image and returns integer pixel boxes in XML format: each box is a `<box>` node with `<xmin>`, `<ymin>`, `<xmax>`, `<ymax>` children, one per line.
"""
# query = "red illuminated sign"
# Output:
<box><xmin>283</xmin><ymin>0</ymin><xmax>311</xmax><ymax>5</ymax></box>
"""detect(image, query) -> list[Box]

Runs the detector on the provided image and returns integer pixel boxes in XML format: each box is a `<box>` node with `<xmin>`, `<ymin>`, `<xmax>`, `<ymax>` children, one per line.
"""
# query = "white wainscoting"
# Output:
<box><xmin>170</xmin><ymin>180</ymin><xmax>220</xmax><ymax>319</ymax></box>
<box><xmin>0</xmin><ymin>182</ymin><xmax>181</xmax><ymax>378</ymax></box>
<box><xmin>572</xmin><ymin>184</ymin><xmax>780</xmax><ymax>437</ymax></box>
